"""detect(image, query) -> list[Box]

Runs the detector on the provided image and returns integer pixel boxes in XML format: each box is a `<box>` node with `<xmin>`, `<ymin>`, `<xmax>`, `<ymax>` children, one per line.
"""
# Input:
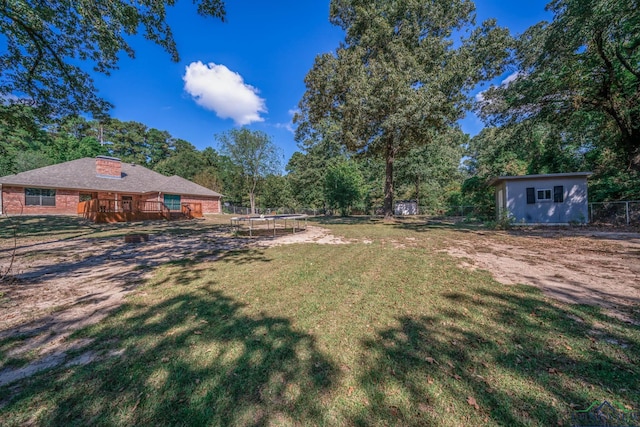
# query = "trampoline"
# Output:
<box><xmin>230</xmin><ymin>214</ymin><xmax>308</xmax><ymax>237</ymax></box>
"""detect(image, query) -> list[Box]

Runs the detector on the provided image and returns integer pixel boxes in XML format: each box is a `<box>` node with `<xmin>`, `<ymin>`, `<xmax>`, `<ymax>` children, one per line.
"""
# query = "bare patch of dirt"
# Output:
<box><xmin>256</xmin><ymin>225</ymin><xmax>349</xmax><ymax>247</ymax></box>
<box><xmin>443</xmin><ymin>228</ymin><xmax>640</xmax><ymax>323</ymax></box>
<box><xmin>0</xmin><ymin>223</ymin><xmax>344</xmax><ymax>386</ymax></box>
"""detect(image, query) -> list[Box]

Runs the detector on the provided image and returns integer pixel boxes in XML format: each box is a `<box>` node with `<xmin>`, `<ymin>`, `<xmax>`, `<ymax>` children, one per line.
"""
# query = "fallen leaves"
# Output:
<box><xmin>467</xmin><ymin>396</ymin><xmax>480</xmax><ymax>410</ymax></box>
<box><xmin>418</xmin><ymin>402</ymin><xmax>432</xmax><ymax>413</ymax></box>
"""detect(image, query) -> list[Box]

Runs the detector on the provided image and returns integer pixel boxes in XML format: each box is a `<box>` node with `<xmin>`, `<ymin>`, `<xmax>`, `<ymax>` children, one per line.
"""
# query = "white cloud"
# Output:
<box><xmin>274</xmin><ymin>122</ymin><xmax>294</xmax><ymax>133</ymax></box>
<box><xmin>501</xmin><ymin>71</ymin><xmax>521</xmax><ymax>86</ymax></box>
<box><xmin>475</xmin><ymin>72</ymin><xmax>523</xmax><ymax>104</ymax></box>
<box><xmin>274</xmin><ymin>108</ymin><xmax>299</xmax><ymax>134</ymax></box>
<box><xmin>183</xmin><ymin>61</ymin><xmax>267</xmax><ymax>125</ymax></box>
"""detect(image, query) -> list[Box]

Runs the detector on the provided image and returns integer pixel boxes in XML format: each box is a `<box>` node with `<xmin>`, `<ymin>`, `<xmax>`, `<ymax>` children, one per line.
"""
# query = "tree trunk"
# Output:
<box><xmin>383</xmin><ymin>141</ymin><xmax>395</xmax><ymax>219</ymax></box>
<box><xmin>415</xmin><ymin>176</ymin><xmax>420</xmax><ymax>215</ymax></box>
<box><xmin>249</xmin><ymin>178</ymin><xmax>258</xmax><ymax>214</ymax></box>
<box><xmin>249</xmin><ymin>192</ymin><xmax>256</xmax><ymax>215</ymax></box>
<box><xmin>620</xmin><ymin>130</ymin><xmax>640</xmax><ymax>172</ymax></box>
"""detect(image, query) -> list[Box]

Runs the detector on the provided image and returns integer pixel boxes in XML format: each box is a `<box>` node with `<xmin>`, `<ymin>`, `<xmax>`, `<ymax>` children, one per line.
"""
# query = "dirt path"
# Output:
<box><xmin>443</xmin><ymin>228</ymin><xmax>640</xmax><ymax>323</ymax></box>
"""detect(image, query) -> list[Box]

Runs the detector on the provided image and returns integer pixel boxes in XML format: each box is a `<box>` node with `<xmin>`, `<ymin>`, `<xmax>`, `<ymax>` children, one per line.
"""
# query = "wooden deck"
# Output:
<box><xmin>78</xmin><ymin>199</ymin><xmax>202</xmax><ymax>223</ymax></box>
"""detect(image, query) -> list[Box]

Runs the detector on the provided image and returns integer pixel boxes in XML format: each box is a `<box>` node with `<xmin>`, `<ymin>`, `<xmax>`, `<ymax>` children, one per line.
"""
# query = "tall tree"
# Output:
<box><xmin>0</xmin><ymin>0</ymin><xmax>226</xmax><ymax>120</ymax></box>
<box><xmin>259</xmin><ymin>174</ymin><xmax>294</xmax><ymax>212</ymax></box>
<box><xmin>324</xmin><ymin>159</ymin><xmax>364</xmax><ymax>216</ymax></box>
<box><xmin>395</xmin><ymin>127</ymin><xmax>465</xmax><ymax>212</ymax></box>
<box><xmin>146</xmin><ymin>128</ymin><xmax>174</xmax><ymax>167</ymax></box>
<box><xmin>478</xmin><ymin>0</ymin><xmax>640</xmax><ymax>171</ymax></box>
<box><xmin>46</xmin><ymin>115</ymin><xmax>107</xmax><ymax>163</ymax></box>
<box><xmin>217</xmin><ymin>128</ymin><xmax>281</xmax><ymax>214</ymax></box>
<box><xmin>0</xmin><ymin>104</ymin><xmax>50</xmax><ymax>175</ymax></box>
<box><xmin>298</xmin><ymin>0</ymin><xmax>510</xmax><ymax>217</ymax></box>
<box><xmin>103</xmin><ymin>119</ymin><xmax>149</xmax><ymax>164</ymax></box>
<box><xmin>153</xmin><ymin>139</ymin><xmax>205</xmax><ymax>179</ymax></box>
<box><xmin>286</xmin><ymin>122</ymin><xmax>344</xmax><ymax>209</ymax></box>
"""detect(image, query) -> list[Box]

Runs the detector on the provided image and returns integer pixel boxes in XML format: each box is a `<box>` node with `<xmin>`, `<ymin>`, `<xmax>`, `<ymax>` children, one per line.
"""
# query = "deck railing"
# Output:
<box><xmin>181</xmin><ymin>203</ymin><xmax>202</xmax><ymax>218</ymax></box>
<box><xmin>79</xmin><ymin>199</ymin><xmax>172</xmax><ymax>222</ymax></box>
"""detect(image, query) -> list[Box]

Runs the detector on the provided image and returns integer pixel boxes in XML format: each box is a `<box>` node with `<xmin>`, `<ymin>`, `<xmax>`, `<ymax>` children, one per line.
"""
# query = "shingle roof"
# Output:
<box><xmin>488</xmin><ymin>172</ymin><xmax>592</xmax><ymax>186</ymax></box>
<box><xmin>0</xmin><ymin>158</ymin><xmax>222</xmax><ymax>198</ymax></box>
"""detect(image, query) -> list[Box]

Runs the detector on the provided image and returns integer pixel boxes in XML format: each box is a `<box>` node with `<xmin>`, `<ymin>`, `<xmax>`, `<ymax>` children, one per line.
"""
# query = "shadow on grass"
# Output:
<box><xmin>2</xmin><ymin>220</ymin><xmax>267</xmax><ymax>289</ymax></box>
<box><xmin>390</xmin><ymin>219</ymin><xmax>481</xmax><ymax>233</ymax></box>
<box><xmin>0</xmin><ymin>215</ymin><xmax>230</xmax><ymax>243</ymax></box>
<box><xmin>0</xmin><ymin>286</ymin><xmax>338</xmax><ymax>425</ymax></box>
<box><xmin>350</xmin><ymin>287</ymin><xmax>640</xmax><ymax>426</ymax></box>
<box><xmin>310</xmin><ymin>215</ymin><xmax>482</xmax><ymax>232</ymax></box>
<box><xmin>309</xmin><ymin>215</ymin><xmax>378</xmax><ymax>225</ymax></box>
<box><xmin>0</xmin><ymin>216</ymin><xmax>96</xmax><ymax>241</ymax></box>
<box><xmin>0</xmin><ymin>245</ymin><xmax>271</xmax><ymax>347</ymax></box>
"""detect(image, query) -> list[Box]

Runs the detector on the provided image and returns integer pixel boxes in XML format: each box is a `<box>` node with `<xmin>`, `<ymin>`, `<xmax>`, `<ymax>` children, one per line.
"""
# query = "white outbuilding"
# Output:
<box><xmin>489</xmin><ymin>172</ymin><xmax>592</xmax><ymax>224</ymax></box>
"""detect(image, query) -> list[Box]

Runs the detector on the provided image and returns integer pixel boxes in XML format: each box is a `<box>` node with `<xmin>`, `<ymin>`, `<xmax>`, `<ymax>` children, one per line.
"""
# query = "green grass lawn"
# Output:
<box><xmin>1</xmin><ymin>216</ymin><xmax>639</xmax><ymax>426</ymax></box>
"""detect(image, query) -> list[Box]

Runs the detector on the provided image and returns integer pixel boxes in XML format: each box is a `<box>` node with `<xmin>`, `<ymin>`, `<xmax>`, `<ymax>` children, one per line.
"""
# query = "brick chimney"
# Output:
<box><xmin>96</xmin><ymin>156</ymin><xmax>122</xmax><ymax>178</ymax></box>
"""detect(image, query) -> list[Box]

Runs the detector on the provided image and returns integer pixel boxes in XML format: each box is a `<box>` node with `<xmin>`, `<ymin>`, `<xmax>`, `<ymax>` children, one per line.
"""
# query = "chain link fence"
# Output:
<box><xmin>222</xmin><ymin>204</ymin><xmax>323</xmax><ymax>216</ymax></box>
<box><xmin>589</xmin><ymin>201</ymin><xmax>640</xmax><ymax>226</ymax></box>
<box><xmin>223</xmin><ymin>204</ymin><xmax>488</xmax><ymax>219</ymax></box>
<box><xmin>222</xmin><ymin>201</ymin><xmax>639</xmax><ymax>226</ymax></box>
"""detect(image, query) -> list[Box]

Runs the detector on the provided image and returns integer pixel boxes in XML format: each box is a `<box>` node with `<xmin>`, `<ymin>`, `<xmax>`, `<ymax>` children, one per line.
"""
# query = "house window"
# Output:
<box><xmin>163</xmin><ymin>194</ymin><xmax>181</xmax><ymax>210</ymax></box>
<box><xmin>25</xmin><ymin>188</ymin><xmax>56</xmax><ymax>206</ymax></box>
<box><xmin>537</xmin><ymin>189</ymin><xmax>552</xmax><ymax>201</ymax></box>
<box><xmin>79</xmin><ymin>194</ymin><xmax>93</xmax><ymax>202</ymax></box>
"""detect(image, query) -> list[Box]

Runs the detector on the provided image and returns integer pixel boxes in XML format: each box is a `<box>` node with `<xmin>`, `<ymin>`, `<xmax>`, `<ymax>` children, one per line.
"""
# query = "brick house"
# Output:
<box><xmin>0</xmin><ymin>156</ymin><xmax>222</xmax><ymax>219</ymax></box>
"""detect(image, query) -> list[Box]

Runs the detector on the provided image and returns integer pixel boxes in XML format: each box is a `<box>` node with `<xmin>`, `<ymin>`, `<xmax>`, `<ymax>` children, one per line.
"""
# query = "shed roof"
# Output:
<box><xmin>0</xmin><ymin>157</ymin><xmax>222</xmax><ymax>198</ymax></box>
<box><xmin>488</xmin><ymin>172</ymin><xmax>592</xmax><ymax>187</ymax></box>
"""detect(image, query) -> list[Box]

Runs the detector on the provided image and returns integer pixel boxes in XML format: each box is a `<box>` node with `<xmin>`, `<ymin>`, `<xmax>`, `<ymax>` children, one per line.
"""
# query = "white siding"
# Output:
<box><xmin>502</xmin><ymin>176</ymin><xmax>588</xmax><ymax>224</ymax></box>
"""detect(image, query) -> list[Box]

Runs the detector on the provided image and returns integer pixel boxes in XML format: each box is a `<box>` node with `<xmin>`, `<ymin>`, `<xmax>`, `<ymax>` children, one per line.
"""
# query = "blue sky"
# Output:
<box><xmin>94</xmin><ymin>0</ymin><xmax>551</xmax><ymax>168</ymax></box>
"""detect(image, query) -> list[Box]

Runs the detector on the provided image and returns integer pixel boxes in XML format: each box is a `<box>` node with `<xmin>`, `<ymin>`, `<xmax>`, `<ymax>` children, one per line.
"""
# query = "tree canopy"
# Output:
<box><xmin>297</xmin><ymin>0</ymin><xmax>510</xmax><ymax>217</ymax></box>
<box><xmin>395</xmin><ymin>127</ymin><xmax>466</xmax><ymax>212</ymax></box>
<box><xmin>324</xmin><ymin>159</ymin><xmax>364</xmax><ymax>216</ymax></box>
<box><xmin>478</xmin><ymin>0</ymin><xmax>640</xmax><ymax>172</ymax></box>
<box><xmin>0</xmin><ymin>0</ymin><xmax>226</xmax><ymax>120</ymax></box>
<box><xmin>217</xmin><ymin>128</ymin><xmax>281</xmax><ymax>214</ymax></box>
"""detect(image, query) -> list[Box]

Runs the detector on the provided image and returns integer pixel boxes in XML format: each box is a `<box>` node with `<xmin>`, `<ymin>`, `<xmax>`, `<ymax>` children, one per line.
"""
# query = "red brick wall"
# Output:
<box><xmin>181</xmin><ymin>196</ymin><xmax>220</xmax><ymax>214</ymax></box>
<box><xmin>2</xmin><ymin>186</ymin><xmax>79</xmax><ymax>215</ymax></box>
<box><xmin>2</xmin><ymin>186</ymin><xmax>221</xmax><ymax>215</ymax></box>
<box><xmin>95</xmin><ymin>157</ymin><xmax>121</xmax><ymax>178</ymax></box>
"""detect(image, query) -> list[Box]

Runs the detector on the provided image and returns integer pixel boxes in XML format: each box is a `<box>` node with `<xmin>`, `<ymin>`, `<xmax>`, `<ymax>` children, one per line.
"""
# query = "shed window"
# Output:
<box><xmin>553</xmin><ymin>186</ymin><xmax>564</xmax><ymax>203</ymax></box>
<box><xmin>537</xmin><ymin>189</ymin><xmax>552</xmax><ymax>201</ymax></box>
<box><xmin>526</xmin><ymin>187</ymin><xmax>535</xmax><ymax>204</ymax></box>
<box><xmin>25</xmin><ymin>188</ymin><xmax>56</xmax><ymax>206</ymax></box>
